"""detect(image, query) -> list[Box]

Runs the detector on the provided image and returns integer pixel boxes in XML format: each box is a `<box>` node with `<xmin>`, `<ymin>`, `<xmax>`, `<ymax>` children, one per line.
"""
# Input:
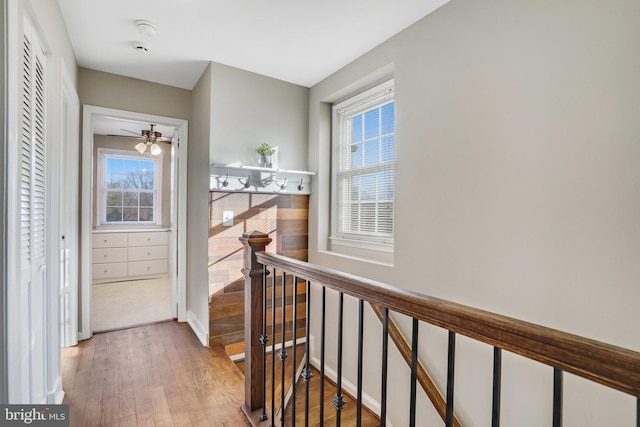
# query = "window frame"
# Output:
<box><xmin>330</xmin><ymin>79</ymin><xmax>395</xmax><ymax>252</ymax></box>
<box><xmin>96</xmin><ymin>148</ymin><xmax>163</xmax><ymax>227</ymax></box>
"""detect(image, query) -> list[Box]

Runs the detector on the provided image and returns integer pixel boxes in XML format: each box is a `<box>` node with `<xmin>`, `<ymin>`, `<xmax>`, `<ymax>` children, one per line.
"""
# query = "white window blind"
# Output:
<box><xmin>332</xmin><ymin>80</ymin><xmax>395</xmax><ymax>246</ymax></box>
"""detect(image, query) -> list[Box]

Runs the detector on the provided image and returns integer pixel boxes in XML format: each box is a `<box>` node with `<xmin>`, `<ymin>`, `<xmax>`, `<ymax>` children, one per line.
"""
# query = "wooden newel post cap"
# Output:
<box><xmin>239</xmin><ymin>230</ymin><xmax>272</xmax><ymax>245</ymax></box>
<box><xmin>240</xmin><ymin>231</ymin><xmax>272</xmax><ymax>278</ymax></box>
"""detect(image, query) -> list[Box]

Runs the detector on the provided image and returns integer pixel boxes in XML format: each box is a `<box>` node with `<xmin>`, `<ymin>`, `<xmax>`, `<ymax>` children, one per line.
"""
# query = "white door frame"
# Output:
<box><xmin>80</xmin><ymin>105</ymin><xmax>188</xmax><ymax>340</ymax></box>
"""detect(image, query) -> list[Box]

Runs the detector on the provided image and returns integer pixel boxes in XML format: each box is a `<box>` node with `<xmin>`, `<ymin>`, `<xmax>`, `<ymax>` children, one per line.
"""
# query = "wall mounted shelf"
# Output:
<box><xmin>210</xmin><ymin>163</ymin><xmax>315</xmax><ymax>195</ymax></box>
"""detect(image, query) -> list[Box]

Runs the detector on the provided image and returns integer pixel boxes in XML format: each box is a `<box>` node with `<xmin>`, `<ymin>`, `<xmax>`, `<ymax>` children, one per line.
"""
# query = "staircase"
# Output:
<box><xmin>210</xmin><ymin>270</ymin><xmax>381</xmax><ymax>426</ymax></box>
<box><xmin>209</xmin><ymin>275</ymin><xmax>306</xmax><ymax>349</ymax></box>
<box><xmin>233</xmin><ymin>344</ymin><xmax>380</xmax><ymax>427</ymax></box>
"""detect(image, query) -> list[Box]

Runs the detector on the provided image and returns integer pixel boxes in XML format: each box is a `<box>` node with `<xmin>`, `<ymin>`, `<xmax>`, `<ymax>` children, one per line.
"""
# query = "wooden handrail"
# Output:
<box><xmin>255</xmin><ymin>251</ymin><xmax>640</xmax><ymax>397</ymax></box>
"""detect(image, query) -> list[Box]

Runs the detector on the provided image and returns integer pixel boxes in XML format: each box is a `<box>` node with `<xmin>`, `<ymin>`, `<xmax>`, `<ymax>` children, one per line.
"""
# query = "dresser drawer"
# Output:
<box><xmin>127</xmin><ymin>245</ymin><xmax>167</xmax><ymax>262</ymax></box>
<box><xmin>93</xmin><ymin>248</ymin><xmax>128</xmax><ymax>263</ymax></box>
<box><xmin>128</xmin><ymin>231</ymin><xmax>168</xmax><ymax>247</ymax></box>
<box><xmin>128</xmin><ymin>259</ymin><xmax>168</xmax><ymax>276</ymax></box>
<box><xmin>92</xmin><ymin>262</ymin><xmax>127</xmax><ymax>280</ymax></box>
<box><xmin>92</xmin><ymin>232</ymin><xmax>128</xmax><ymax>248</ymax></box>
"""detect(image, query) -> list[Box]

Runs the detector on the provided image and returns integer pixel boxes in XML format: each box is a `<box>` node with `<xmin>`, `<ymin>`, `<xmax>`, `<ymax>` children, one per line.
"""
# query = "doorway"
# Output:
<box><xmin>80</xmin><ymin>106</ymin><xmax>188</xmax><ymax>339</ymax></box>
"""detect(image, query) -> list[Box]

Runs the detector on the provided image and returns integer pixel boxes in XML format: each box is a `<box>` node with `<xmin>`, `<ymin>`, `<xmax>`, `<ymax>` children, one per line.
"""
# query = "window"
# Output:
<box><xmin>332</xmin><ymin>80</ymin><xmax>395</xmax><ymax>249</ymax></box>
<box><xmin>98</xmin><ymin>149</ymin><xmax>161</xmax><ymax>225</ymax></box>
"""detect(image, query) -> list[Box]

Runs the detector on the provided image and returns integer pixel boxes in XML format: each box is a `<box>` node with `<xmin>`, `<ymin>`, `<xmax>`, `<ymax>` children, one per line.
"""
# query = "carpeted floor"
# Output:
<box><xmin>91</xmin><ymin>277</ymin><xmax>174</xmax><ymax>332</ymax></box>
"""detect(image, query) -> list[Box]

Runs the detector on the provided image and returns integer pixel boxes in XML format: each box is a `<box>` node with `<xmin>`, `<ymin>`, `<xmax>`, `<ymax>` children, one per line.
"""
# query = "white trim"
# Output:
<box><xmin>46</xmin><ymin>377</ymin><xmax>64</xmax><ymax>404</ymax></box>
<box><xmin>330</xmin><ymin>79</ymin><xmax>395</xmax><ymax>251</ymax></box>
<box><xmin>5</xmin><ymin>0</ymin><xmax>22</xmax><ymax>403</ymax></box>
<box><xmin>58</xmin><ymin>60</ymin><xmax>79</xmax><ymax>350</ymax></box>
<box><xmin>80</xmin><ymin>106</ymin><xmax>188</xmax><ymax>340</ymax></box>
<box><xmin>228</xmin><ymin>337</ymin><xmax>307</xmax><ymax>362</ymax></box>
<box><xmin>1</xmin><ymin>0</ymin><xmax>11</xmax><ymax>404</ymax></box>
<box><xmin>96</xmin><ymin>147</ymin><xmax>163</xmax><ymax>226</ymax></box>
<box><xmin>310</xmin><ymin>354</ymin><xmax>393</xmax><ymax>426</ymax></box>
<box><xmin>187</xmin><ymin>310</ymin><xmax>209</xmax><ymax>347</ymax></box>
<box><xmin>330</xmin><ymin>236</ymin><xmax>394</xmax><ymax>253</ymax></box>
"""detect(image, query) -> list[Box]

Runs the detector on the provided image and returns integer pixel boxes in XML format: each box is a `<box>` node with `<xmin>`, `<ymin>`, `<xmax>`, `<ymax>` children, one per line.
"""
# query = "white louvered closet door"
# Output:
<box><xmin>20</xmin><ymin>16</ymin><xmax>48</xmax><ymax>404</ymax></box>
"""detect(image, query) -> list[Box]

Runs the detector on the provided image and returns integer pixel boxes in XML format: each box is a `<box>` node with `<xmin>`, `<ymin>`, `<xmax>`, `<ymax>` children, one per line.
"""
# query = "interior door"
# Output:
<box><xmin>19</xmin><ymin>15</ymin><xmax>48</xmax><ymax>404</ymax></box>
<box><xmin>59</xmin><ymin>73</ymin><xmax>79</xmax><ymax>348</ymax></box>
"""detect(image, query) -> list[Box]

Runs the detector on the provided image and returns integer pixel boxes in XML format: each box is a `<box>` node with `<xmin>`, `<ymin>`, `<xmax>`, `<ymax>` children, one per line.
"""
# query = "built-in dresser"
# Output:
<box><xmin>92</xmin><ymin>229</ymin><xmax>169</xmax><ymax>283</ymax></box>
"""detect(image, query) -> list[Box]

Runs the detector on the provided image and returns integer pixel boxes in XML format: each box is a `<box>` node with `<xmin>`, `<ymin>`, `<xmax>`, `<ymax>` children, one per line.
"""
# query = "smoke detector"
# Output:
<box><xmin>136</xmin><ymin>20</ymin><xmax>157</xmax><ymax>37</ymax></box>
<box><xmin>132</xmin><ymin>41</ymin><xmax>150</xmax><ymax>54</ymax></box>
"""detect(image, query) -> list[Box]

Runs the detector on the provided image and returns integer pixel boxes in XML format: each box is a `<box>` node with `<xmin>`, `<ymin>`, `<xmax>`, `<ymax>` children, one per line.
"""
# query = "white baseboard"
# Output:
<box><xmin>229</xmin><ymin>337</ymin><xmax>307</xmax><ymax>362</ymax></box>
<box><xmin>187</xmin><ymin>310</ymin><xmax>209</xmax><ymax>347</ymax></box>
<box><xmin>309</xmin><ymin>335</ymin><xmax>392</xmax><ymax>427</ymax></box>
<box><xmin>47</xmin><ymin>376</ymin><xmax>65</xmax><ymax>404</ymax></box>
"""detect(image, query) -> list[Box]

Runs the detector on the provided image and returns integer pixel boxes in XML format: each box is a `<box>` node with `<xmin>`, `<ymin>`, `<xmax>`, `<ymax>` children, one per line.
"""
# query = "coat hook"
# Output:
<box><xmin>276</xmin><ymin>177</ymin><xmax>288</xmax><ymax>190</ymax></box>
<box><xmin>221</xmin><ymin>173</ymin><xmax>229</xmax><ymax>187</ymax></box>
<box><xmin>297</xmin><ymin>178</ymin><xmax>304</xmax><ymax>191</ymax></box>
<box><xmin>239</xmin><ymin>175</ymin><xmax>251</xmax><ymax>189</ymax></box>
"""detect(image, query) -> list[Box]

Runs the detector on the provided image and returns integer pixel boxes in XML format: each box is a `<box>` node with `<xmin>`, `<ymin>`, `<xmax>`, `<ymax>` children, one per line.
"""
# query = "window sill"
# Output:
<box><xmin>93</xmin><ymin>225</ymin><xmax>168</xmax><ymax>233</ymax></box>
<box><xmin>319</xmin><ymin>248</ymin><xmax>394</xmax><ymax>268</ymax></box>
<box><xmin>330</xmin><ymin>236</ymin><xmax>394</xmax><ymax>253</ymax></box>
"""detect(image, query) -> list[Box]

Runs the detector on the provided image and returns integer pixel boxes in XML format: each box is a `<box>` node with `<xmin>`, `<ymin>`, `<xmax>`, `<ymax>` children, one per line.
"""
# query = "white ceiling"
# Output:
<box><xmin>56</xmin><ymin>0</ymin><xmax>449</xmax><ymax>90</ymax></box>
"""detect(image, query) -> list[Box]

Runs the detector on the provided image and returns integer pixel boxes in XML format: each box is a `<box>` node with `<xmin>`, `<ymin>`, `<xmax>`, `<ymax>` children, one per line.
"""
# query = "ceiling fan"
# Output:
<box><xmin>120</xmin><ymin>124</ymin><xmax>171</xmax><ymax>156</ymax></box>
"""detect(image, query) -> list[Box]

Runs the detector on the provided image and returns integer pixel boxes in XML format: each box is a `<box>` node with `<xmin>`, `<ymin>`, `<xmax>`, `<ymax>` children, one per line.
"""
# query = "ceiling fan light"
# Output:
<box><xmin>150</xmin><ymin>143</ymin><xmax>162</xmax><ymax>156</ymax></box>
<box><xmin>135</xmin><ymin>142</ymin><xmax>147</xmax><ymax>154</ymax></box>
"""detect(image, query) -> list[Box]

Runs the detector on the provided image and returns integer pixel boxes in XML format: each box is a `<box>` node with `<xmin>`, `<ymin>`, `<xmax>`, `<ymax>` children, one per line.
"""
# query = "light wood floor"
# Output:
<box><xmin>61</xmin><ymin>321</ymin><xmax>250</xmax><ymax>427</ymax></box>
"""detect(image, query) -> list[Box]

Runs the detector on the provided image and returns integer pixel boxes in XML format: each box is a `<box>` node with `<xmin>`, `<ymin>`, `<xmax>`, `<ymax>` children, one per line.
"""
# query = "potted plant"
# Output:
<box><xmin>256</xmin><ymin>143</ymin><xmax>275</xmax><ymax>168</ymax></box>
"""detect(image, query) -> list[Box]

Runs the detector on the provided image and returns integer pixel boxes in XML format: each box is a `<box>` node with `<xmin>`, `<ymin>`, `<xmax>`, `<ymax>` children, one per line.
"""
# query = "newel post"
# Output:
<box><xmin>240</xmin><ymin>231</ymin><xmax>272</xmax><ymax>412</ymax></box>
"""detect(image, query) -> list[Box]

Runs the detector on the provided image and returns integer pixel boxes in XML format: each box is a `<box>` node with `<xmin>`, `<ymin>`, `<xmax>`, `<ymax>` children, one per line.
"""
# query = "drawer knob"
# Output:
<box><xmin>147</xmin><ymin>266</ymin><xmax>151</xmax><ymax>270</ymax></box>
<box><xmin>104</xmin><ymin>239</ymin><xmax>108</xmax><ymax>243</ymax></box>
<box><xmin>147</xmin><ymin>238</ymin><xmax>151</xmax><ymax>242</ymax></box>
<box><xmin>104</xmin><ymin>254</ymin><xmax>108</xmax><ymax>258</ymax></box>
<box><xmin>104</xmin><ymin>269</ymin><xmax>108</xmax><ymax>273</ymax></box>
<box><xmin>147</xmin><ymin>252</ymin><xmax>151</xmax><ymax>256</ymax></box>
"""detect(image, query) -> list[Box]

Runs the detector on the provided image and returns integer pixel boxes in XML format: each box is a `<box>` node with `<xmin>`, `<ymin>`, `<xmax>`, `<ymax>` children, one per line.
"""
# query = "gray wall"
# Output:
<box><xmin>79</xmin><ymin>68</ymin><xmax>191</xmax><ymax>120</ymax></box>
<box><xmin>210</xmin><ymin>62</ymin><xmax>309</xmax><ymax>170</ymax></box>
<box><xmin>308</xmin><ymin>0</ymin><xmax>640</xmax><ymax>425</ymax></box>
<box><xmin>187</xmin><ymin>63</ymin><xmax>213</xmax><ymax>341</ymax></box>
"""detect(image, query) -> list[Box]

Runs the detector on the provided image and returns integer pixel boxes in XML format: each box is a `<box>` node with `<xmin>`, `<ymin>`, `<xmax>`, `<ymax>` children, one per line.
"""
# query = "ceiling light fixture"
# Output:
<box><xmin>136</xmin><ymin>20</ymin><xmax>157</xmax><ymax>37</ymax></box>
<box><xmin>135</xmin><ymin>124</ymin><xmax>163</xmax><ymax>156</ymax></box>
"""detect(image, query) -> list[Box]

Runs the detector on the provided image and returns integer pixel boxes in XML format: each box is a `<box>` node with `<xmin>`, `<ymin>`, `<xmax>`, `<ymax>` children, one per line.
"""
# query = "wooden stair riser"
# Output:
<box><xmin>209</xmin><ymin>280</ymin><xmax>307</xmax><ymax>347</ymax></box>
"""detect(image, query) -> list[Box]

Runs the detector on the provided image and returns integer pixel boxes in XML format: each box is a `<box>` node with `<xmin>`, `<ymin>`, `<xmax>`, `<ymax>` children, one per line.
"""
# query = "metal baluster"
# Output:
<box><xmin>333</xmin><ymin>293</ymin><xmax>347</xmax><ymax>425</ymax></box>
<box><xmin>302</xmin><ymin>280</ymin><xmax>313</xmax><ymax>427</ymax></box>
<box><xmin>381</xmin><ymin>307</ymin><xmax>389</xmax><ymax>427</ymax></box>
<box><xmin>271</xmin><ymin>267</ymin><xmax>277</xmax><ymax>426</ymax></box>
<box><xmin>409</xmin><ymin>318</ymin><xmax>419</xmax><ymax>427</ymax></box>
<box><xmin>332</xmin><ymin>292</ymin><xmax>346</xmax><ymax>426</ymax></box>
<box><xmin>445</xmin><ymin>331</ymin><xmax>456</xmax><ymax>427</ymax></box>
<box><xmin>636</xmin><ymin>397</ymin><xmax>639</xmax><ymax>427</ymax></box>
<box><xmin>320</xmin><ymin>286</ymin><xmax>326</xmax><ymax>425</ymax></box>
<box><xmin>291</xmin><ymin>275</ymin><xmax>298</xmax><ymax>425</ymax></box>
<box><xmin>356</xmin><ymin>299</ymin><xmax>364</xmax><ymax>427</ymax></box>
<box><xmin>553</xmin><ymin>368</ymin><xmax>563</xmax><ymax>427</ymax></box>
<box><xmin>280</xmin><ymin>272</ymin><xmax>288</xmax><ymax>426</ymax></box>
<box><xmin>492</xmin><ymin>347</ymin><xmax>502</xmax><ymax>427</ymax></box>
<box><xmin>259</xmin><ymin>265</ymin><xmax>269</xmax><ymax>421</ymax></box>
